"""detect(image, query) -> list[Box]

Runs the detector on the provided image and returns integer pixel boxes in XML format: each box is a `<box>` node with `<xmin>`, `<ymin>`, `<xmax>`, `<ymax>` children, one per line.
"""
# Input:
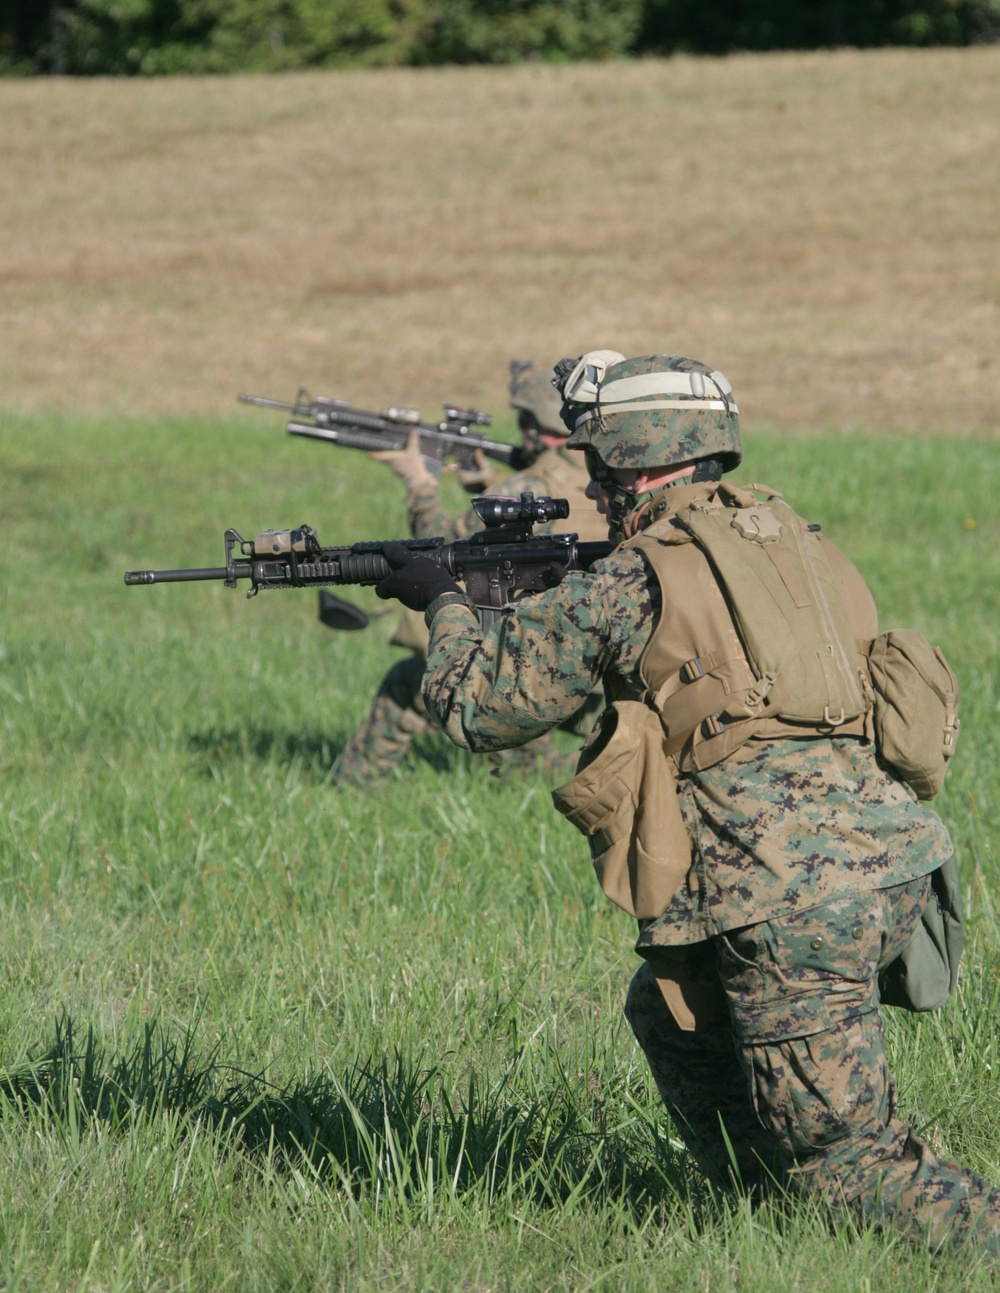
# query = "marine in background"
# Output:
<box><xmin>331</xmin><ymin>361</ymin><xmax>607</xmax><ymax>784</ymax></box>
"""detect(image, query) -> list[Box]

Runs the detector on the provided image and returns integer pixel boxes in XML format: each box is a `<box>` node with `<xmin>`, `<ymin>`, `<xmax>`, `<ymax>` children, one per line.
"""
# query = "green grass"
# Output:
<box><xmin>1</xmin><ymin>411</ymin><xmax>999</xmax><ymax>1289</ymax></box>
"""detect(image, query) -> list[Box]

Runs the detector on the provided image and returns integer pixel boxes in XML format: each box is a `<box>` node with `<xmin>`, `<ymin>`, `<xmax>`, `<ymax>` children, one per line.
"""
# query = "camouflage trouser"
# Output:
<box><xmin>331</xmin><ymin>656</ymin><xmax>437</xmax><ymax>784</ymax></box>
<box><xmin>625</xmin><ymin>875</ymin><xmax>1000</xmax><ymax>1254</ymax></box>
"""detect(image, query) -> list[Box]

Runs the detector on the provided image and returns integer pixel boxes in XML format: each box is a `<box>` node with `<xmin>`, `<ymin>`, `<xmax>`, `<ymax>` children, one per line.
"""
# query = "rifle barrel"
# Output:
<box><xmin>238</xmin><ymin>394</ymin><xmax>311</xmax><ymax>416</ymax></box>
<box><xmin>124</xmin><ymin>566</ymin><xmax>237</xmax><ymax>586</ymax></box>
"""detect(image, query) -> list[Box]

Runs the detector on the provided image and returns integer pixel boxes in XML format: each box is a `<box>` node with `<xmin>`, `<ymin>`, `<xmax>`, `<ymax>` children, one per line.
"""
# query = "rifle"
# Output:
<box><xmin>124</xmin><ymin>493</ymin><xmax>613</xmax><ymax>630</ymax></box>
<box><xmin>238</xmin><ymin>389</ymin><xmax>532</xmax><ymax>477</ymax></box>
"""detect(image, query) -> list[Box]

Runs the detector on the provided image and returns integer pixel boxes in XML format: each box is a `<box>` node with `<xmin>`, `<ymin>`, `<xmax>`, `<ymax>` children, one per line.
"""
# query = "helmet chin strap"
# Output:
<box><xmin>604</xmin><ymin>482</ymin><xmax>648</xmax><ymax>542</ymax></box>
<box><xmin>610</xmin><ymin>473</ymin><xmax>712</xmax><ymax>541</ymax></box>
<box><xmin>590</xmin><ymin>451</ymin><xmax>725</xmax><ymax>543</ymax></box>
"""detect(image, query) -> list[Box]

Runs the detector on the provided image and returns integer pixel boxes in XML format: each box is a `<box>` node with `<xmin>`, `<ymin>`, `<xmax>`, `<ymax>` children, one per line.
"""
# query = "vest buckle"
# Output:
<box><xmin>701</xmin><ymin>713</ymin><xmax>726</xmax><ymax>738</ymax></box>
<box><xmin>744</xmin><ymin>672</ymin><xmax>777</xmax><ymax>710</ymax></box>
<box><xmin>680</xmin><ymin>657</ymin><xmax>705</xmax><ymax>684</ymax></box>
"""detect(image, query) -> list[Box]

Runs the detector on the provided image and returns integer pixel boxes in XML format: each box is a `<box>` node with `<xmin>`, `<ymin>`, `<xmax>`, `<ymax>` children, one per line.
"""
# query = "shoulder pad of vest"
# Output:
<box><xmin>624</xmin><ymin>514</ymin><xmax>694</xmax><ymax>547</ymax></box>
<box><xmin>715</xmin><ymin>481</ymin><xmax>784</xmax><ymax>508</ymax></box>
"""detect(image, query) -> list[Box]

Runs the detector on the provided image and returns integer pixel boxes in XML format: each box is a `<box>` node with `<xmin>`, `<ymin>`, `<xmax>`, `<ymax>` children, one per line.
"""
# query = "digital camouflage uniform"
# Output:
<box><xmin>333</xmin><ymin>398</ymin><xmax>608</xmax><ymax>784</ymax></box>
<box><xmin>416</xmin><ymin>469</ymin><xmax>1000</xmax><ymax>1253</ymax></box>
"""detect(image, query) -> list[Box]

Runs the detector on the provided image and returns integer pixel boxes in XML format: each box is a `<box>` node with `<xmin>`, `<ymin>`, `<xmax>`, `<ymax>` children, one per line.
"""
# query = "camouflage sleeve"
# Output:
<box><xmin>407</xmin><ymin>466</ymin><xmax>552</xmax><ymax>541</ymax></box>
<box><xmin>406</xmin><ymin>483</ymin><xmax>462</xmax><ymax>540</ymax></box>
<box><xmin>422</xmin><ymin>548</ymin><xmax>656</xmax><ymax>752</ymax></box>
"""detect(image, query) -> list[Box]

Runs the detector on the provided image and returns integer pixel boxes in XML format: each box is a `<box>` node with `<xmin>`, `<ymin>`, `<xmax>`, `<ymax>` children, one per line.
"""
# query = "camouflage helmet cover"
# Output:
<box><xmin>508</xmin><ymin>360</ymin><xmax>567</xmax><ymax>436</ymax></box>
<box><xmin>559</xmin><ymin>352</ymin><xmax>742</xmax><ymax>471</ymax></box>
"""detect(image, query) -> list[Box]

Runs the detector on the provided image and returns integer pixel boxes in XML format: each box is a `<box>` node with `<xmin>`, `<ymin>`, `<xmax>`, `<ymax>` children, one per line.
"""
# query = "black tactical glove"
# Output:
<box><xmin>375</xmin><ymin>542</ymin><xmax>462</xmax><ymax>612</ymax></box>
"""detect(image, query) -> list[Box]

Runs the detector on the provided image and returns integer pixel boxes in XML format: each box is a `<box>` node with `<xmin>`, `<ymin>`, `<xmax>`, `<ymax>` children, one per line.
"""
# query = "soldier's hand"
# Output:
<box><xmin>375</xmin><ymin>542</ymin><xmax>462</xmax><ymax>612</ymax></box>
<box><xmin>453</xmin><ymin>449</ymin><xmax>506</xmax><ymax>494</ymax></box>
<box><xmin>369</xmin><ymin>429</ymin><xmax>437</xmax><ymax>492</ymax></box>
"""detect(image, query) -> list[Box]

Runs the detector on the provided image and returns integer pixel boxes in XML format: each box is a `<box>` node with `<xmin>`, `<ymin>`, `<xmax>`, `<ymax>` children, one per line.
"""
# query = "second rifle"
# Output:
<box><xmin>239</xmin><ymin>389</ymin><xmax>532</xmax><ymax>477</ymax></box>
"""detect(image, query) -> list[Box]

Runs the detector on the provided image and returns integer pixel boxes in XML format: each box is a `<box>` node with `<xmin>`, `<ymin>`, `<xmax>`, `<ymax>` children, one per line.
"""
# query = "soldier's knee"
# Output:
<box><xmin>380</xmin><ymin>656</ymin><xmax>429</xmax><ymax>716</ymax></box>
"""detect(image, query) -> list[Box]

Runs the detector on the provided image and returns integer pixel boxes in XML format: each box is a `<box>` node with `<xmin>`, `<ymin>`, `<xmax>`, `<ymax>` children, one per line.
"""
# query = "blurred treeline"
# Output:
<box><xmin>3</xmin><ymin>0</ymin><xmax>999</xmax><ymax>75</ymax></box>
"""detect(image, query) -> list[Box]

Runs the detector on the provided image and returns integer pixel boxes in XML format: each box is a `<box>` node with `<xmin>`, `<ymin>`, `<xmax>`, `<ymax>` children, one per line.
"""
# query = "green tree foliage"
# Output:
<box><xmin>0</xmin><ymin>0</ymin><xmax>642</xmax><ymax>73</ymax></box>
<box><xmin>408</xmin><ymin>0</ymin><xmax>644</xmax><ymax>65</ymax></box>
<box><xmin>186</xmin><ymin>0</ymin><xmax>439</xmax><ymax>72</ymax></box>
<box><xmin>0</xmin><ymin>0</ymin><xmax>998</xmax><ymax>75</ymax></box>
<box><xmin>0</xmin><ymin>0</ymin><xmax>214</xmax><ymax>74</ymax></box>
<box><xmin>0</xmin><ymin>0</ymin><xmax>59</xmax><ymax>72</ymax></box>
<box><xmin>174</xmin><ymin>0</ymin><xmax>643</xmax><ymax>71</ymax></box>
<box><xmin>638</xmin><ymin>0</ymin><xmax>1000</xmax><ymax>54</ymax></box>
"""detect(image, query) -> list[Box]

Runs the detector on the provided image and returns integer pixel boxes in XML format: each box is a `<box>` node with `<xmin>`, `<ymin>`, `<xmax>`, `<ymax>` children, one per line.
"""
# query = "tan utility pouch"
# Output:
<box><xmin>551</xmin><ymin>700</ymin><xmax>691</xmax><ymax>919</ymax></box>
<box><xmin>866</xmin><ymin>629</ymin><xmax>961</xmax><ymax>800</ymax></box>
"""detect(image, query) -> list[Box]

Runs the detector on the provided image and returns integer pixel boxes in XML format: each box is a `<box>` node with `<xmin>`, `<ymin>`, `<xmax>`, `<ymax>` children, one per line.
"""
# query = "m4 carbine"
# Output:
<box><xmin>124</xmin><ymin>493</ymin><xmax>613</xmax><ymax>631</ymax></box>
<box><xmin>238</xmin><ymin>389</ymin><xmax>532</xmax><ymax>477</ymax></box>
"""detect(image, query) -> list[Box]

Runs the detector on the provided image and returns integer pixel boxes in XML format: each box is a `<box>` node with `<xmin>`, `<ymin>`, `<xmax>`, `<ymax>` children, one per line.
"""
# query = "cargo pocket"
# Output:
<box><xmin>718</xmin><ymin>899</ymin><xmax>882</xmax><ymax>1044</ymax></box>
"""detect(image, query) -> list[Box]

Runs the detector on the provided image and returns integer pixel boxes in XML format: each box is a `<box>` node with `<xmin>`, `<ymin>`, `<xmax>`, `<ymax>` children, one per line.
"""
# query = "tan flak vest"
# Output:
<box><xmin>552</xmin><ymin>479</ymin><xmax>879</xmax><ymax>919</ymax></box>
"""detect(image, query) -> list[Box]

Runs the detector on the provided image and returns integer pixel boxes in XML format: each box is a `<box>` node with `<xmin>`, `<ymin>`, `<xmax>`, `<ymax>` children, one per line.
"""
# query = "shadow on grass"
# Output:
<box><xmin>186</xmin><ymin>725</ymin><xmax>342</xmax><ymax>779</ymax></box>
<box><xmin>186</xmin><ymin>724</ymin><xmax>502</xmax><ymax>782</ymax></box>
<box><xmin>0</xmin><ymin>1014</ymin><xmax>688</xmax><ymax>1216</ymax></box>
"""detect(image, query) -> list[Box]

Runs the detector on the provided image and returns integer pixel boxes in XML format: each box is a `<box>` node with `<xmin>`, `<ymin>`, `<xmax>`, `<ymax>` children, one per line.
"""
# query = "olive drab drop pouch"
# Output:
<box><xmin>866</xmin><ymin>631</ymin><xmax>963</xmax><ymax>1011</ymax></box>
<box><xmin>551</xmin><ymin>700</ymin><xmax>691</xmax><ymax>919</ymax></box>
<box><xmin>878</xmin><ymin>853</ymin><xmax>963</xmax><ymax>1012</ymax></box>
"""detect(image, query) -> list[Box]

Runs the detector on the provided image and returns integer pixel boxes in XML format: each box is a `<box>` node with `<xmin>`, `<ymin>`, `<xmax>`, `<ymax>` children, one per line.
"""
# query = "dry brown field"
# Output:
<box><xmin>1</xmin><ymin>47</ymin><xmax>998</xmax><ymax>433</ymax></box>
